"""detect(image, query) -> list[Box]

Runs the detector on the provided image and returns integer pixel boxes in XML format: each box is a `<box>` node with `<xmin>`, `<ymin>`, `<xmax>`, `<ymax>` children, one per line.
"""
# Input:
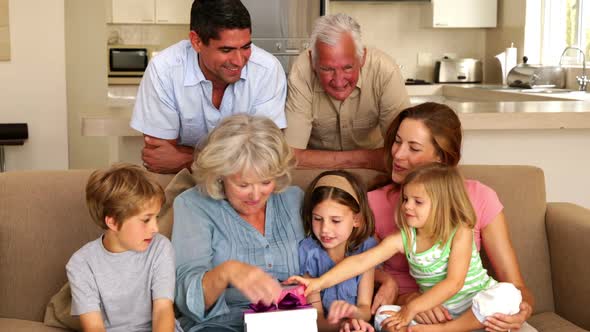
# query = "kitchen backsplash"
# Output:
<box><xmin>107</xmin><ymin>24</ymin><xmax>189</xmax><ymax>50</ymax></box>
<box><xmin>330</xmin><ymin>1</ymin><xmax>487</xmax><ymax>82</ymax></box>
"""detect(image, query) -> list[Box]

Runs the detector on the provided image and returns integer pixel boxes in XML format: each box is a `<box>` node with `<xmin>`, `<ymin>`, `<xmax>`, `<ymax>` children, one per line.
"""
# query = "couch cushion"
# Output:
<box><xmin>459</xmin><ymin>165</ymin><xmax>554</xmax><ymax>315</ymax></box>
<box><xmin>157</xmin><ymin>169</ymin><xmax>195</xmax><ymax>239</ymax></box>
<box><xmin>0</xmin><ymin>170</ymin><xmax>174</xmax><ymax>322</ymax></box>
<box><xmin>0</xmin><ymin>318</ymin><xmax>70</xmax><ymax>331</ymax></box>
<box><xmin>44</xmin><ymin>282</ymin><xmax>81</xmax><ymax>331</ymax></box>
<box><xmin>0</xmin><ymin>170</ymin><xmax>101</xmax><ymax>322</ymax></box>
<box><xmin>529</xmin><ymin>312</ymin><xmax>588</xmax><ymax>332</ymax></box>
<box><xmin>546</xmin><ymin>202</ymin><xmax>590</xmax><ymax>330</ymax></box>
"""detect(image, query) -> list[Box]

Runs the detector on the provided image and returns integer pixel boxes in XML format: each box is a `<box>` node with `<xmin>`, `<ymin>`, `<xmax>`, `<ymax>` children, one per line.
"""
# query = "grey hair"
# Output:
<box><xmin>192</xmin><ymin>114</ymin><xmax>296</xmax><ymax>199</ymax></box>
<box><xmin>310</xmin><ymin>13</ymin><xmax>364</xmax><ymax>64</ymax></box>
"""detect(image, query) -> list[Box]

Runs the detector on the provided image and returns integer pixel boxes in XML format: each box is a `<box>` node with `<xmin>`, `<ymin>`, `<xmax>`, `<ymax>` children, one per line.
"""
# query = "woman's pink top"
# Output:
<box><xmin>368</xmin><ymin>180</ymin><xmax>503</xmax><ymax>295</ymax></box>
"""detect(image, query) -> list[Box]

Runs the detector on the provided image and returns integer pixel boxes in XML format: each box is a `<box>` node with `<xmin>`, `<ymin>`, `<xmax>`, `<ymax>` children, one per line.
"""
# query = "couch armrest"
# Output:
<box><xmin>546</xmin><ymin>202</ymin><xmax>590</xmax><ymax>330</ymax></box>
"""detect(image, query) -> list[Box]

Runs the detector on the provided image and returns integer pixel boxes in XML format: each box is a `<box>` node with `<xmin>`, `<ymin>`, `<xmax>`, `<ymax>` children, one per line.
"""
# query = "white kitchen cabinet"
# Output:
<box><xmin>111</xmin><ymin>0</ymin><xmax>191</xmax><ymax>24</ymax></box>
<box><xmin>155</xmin><ymin>0</ymin><xmax>193</xmax><ymax>24</ymax></box>
<box><xmin>423</xmin><ymin>0</ymin><xmax>497</xmax><ymax>28</ymax></box>
<box><xmin>111</xmin><ymin>0</ymin><xmax>155</xmax><ymax>24</ymax></box>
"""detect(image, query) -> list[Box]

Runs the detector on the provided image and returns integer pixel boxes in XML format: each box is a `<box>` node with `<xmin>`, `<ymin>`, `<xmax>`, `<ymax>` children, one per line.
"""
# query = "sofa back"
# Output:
<box><xmin>457</xmin><ymin>165</ymin><xmax>553</xmax><ymax>314</ymax></box>
<box><xmin>0</xmin><ymin>165</ymin><xmax>553</xmax><ymax>322</ymax></box>
<box><xmin>0</xmin><ymin>169</ymin><xmax>177</xmax><ymax>323</ymax></box>
<box><xmin>0</xmin><ymin>170</ymin><xmax>99</xmax><ymax>322</ymax></box>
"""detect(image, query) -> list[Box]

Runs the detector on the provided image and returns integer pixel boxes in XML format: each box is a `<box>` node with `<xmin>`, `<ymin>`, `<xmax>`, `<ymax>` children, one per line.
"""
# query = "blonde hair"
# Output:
<box><xmin>193</xmin><ymin>114</ymin><xmax>296</xmax><ymax>199</ymax></box>
<box><xmin>86</xmin><ymin>163</ymin><xmax>165</xmax><ymax>230</ymax></box>
<box><xmin>397</xmin><ymin>163</ymin><xmax>476</xmax><ymax>245</ymax></box>
<box><xmin>302</xmin><ymin>170</ymin><xmax>375</xmax><ymax>252</ymax></box>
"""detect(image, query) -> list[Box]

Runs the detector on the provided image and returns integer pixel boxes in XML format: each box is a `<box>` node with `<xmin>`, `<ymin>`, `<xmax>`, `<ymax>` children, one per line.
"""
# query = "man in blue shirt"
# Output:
<box><xmin>131</xmin><ymin>0</ymin><xmax>287</xmax><ymax>174</ymax></box>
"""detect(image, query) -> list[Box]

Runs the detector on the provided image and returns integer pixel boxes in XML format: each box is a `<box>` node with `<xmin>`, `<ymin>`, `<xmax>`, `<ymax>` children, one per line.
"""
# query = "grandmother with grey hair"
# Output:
<box><xmin>284</xmin><ymin>13</ymin><xmax>410</xmax><ymax>171</ymax></box>
<box><xmin>171</xmin><ymin>114</ymin><xmax>304</xmax><ymax>332</ymax></box>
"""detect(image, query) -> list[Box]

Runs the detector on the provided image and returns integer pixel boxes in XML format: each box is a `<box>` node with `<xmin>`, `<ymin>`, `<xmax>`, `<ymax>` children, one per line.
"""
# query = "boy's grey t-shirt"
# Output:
<box><xmin>66</xmin><ymin>233</ymin><xmax>182</xmax><ymax>332</ymax></box>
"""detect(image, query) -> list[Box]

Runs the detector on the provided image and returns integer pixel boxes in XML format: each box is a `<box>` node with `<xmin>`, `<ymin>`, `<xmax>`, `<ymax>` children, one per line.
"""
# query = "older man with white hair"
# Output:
<box><xmin>284</xmin><ymin>13</ymin><xmax>410</xmax><ymax>170</ymax></box>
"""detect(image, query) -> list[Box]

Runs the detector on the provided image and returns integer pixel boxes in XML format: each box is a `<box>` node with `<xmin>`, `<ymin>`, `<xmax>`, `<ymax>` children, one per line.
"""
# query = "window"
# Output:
<box><xmin>540</xmin><ymin>0</ymin><xmax>589</xmax><ymax>65</ymax></box>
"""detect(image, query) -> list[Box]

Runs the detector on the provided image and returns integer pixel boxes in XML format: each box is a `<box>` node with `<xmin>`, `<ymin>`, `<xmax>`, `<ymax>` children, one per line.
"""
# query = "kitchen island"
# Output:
<box><xmin>83</xmin><ymin>84</ymin><xmax>590</xmax><ymax>208</ymax></box>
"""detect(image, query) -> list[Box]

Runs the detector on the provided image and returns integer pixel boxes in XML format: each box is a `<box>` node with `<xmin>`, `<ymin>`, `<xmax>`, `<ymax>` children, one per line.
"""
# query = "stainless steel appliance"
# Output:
<box><xmin>507</xmin><ymin>56</ymin><xmax>566</xmax><ymax>89</ymax></box>
<box><xmin>241</xmin><ymin>0</ymin><xmax>323</xmax><ymax>72</ymax></box>
<box><xmin>434</xmin><ymin>57</ymin><xmax>483</xmax><ymax>83</ymax></box>
<box><xmin>108</xmin><ymin>45</ymin><xmax>158</xmax><ymax>85</ymax></box>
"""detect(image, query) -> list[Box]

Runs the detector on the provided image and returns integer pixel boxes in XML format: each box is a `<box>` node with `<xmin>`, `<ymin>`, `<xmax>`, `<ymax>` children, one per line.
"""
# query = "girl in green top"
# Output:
<box><xmin>288</xmin><ymin>163</ymin><xmax>522</xmax><ymax>332</ymax></box>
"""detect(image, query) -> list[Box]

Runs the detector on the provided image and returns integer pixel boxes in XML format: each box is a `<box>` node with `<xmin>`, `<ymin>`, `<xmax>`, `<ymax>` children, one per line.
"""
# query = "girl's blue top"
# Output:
<box><xmin>298</xmin><ymin>236</ymin><xmax>377</xmax><ymax>314</ymax></box>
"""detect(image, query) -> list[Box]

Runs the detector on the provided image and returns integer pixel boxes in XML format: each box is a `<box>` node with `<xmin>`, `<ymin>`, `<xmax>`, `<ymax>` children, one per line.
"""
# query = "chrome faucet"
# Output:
<box><xmin>559</xmin><ymin>46</ymin><xmax>590</xmax><ymax>91</ymax></box>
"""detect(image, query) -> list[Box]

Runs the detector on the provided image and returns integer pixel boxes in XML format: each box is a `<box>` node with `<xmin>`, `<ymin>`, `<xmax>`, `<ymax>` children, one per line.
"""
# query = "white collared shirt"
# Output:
<box><xmin>131</xmin><ymin>40</ymin><xmax>287</xmax><ymax>147</ymax></box>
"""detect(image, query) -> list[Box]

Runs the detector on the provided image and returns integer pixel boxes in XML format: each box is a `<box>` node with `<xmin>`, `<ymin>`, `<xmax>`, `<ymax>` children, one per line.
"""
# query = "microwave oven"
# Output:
<box><xmin>108</xmin><ymin>46</ymin><xmax>155</xmax><ymax>78</ymax></box>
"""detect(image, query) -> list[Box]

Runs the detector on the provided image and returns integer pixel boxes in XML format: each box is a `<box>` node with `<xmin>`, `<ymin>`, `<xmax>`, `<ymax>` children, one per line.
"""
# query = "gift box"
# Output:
<box><xmin>244</xmin><ymin>285</ymin><xmax>318</xmax><ymax>332</ymax></box>
<box><xmin>244</xmin><ymin>307</ymin><xmax>317</xmax><ymax>332</ymax></box>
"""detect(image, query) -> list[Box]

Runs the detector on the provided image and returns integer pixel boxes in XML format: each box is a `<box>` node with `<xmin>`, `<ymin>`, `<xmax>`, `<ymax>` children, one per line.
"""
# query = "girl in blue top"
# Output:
<box><xmin>299</xmin><ymin>170</ymin><xmax>377</xmax><ymax>332</ymax></box>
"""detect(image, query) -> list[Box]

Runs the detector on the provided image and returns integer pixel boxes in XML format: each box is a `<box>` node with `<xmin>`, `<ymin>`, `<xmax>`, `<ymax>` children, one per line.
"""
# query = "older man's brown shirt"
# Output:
<box><xmin>284</xmin><ymin>48</ymin><xmax>411</xmax><ymax>151</ymax></box>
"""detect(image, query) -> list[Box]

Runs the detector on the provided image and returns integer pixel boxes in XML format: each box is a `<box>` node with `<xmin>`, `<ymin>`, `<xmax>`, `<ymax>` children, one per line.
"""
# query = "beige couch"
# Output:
<box><xmin>0</xmin><ymin>166</ymin><xmax>588</xmax><ymax>331</ymax></box>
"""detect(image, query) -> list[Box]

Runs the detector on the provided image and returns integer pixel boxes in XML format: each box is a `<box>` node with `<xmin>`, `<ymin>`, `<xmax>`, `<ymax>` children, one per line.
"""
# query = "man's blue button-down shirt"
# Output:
<box><xmin>131</xmin><ymin>40</ymin><xmax>287</xmax><ymax>147</ymax></box>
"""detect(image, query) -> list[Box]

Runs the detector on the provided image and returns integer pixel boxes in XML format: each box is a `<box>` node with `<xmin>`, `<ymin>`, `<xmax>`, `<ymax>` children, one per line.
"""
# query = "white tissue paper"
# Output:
<box><xmin>244</xmin><ymin>307</ymin><xmax>318</xmax><ymax>332</ymax></box>
<box><xmin>471</xmin><ymin>282</ymin><xmax>522</xmax><ymax>323</ymax></box>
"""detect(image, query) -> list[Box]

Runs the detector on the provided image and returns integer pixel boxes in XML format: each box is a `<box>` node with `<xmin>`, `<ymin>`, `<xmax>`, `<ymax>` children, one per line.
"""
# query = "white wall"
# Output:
<box><xmin>484</xmin><ymin>0</ymin><xmax>526</xmax><ymax>83</ymax></box>
<box><xmin>0</xmin><ymin>0</ymin><xmax>68</xmax><ymax>170</ymax></box>
<box><xmin>463</xmin><ymin>129</ymin><xmax>590</xmax><ymax>209</ymax></box>
<box><xmin>65</xmin><ymin>0</ymin><xmax>110</xmax><ymax>169</ymax></box>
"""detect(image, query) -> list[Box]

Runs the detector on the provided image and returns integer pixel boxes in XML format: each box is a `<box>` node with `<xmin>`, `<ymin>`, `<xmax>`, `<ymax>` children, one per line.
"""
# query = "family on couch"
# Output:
<box><xmin>61</xmin><ymin>0</ymin><xmax>539</xmax><ymax>331</ymax></box>
<box><xmin>65</xmin><ymin>103</ymin><xmax>537</xmax><ymax>332</ymax></box>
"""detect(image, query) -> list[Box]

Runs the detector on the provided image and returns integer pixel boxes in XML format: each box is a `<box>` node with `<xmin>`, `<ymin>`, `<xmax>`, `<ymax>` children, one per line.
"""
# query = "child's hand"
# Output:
<box><xmin>327</xmin><ymin>300</ymin><xmax>359</xmax><ymax>324</ymax></box>
<box><xmin>379</xmin><ymin>305</ymin><xmax>414</xmax><ymax>330</ymax></box>
<box><xmin>284</xmin><ymin>275</ymin><xmax>322</xmax><ymax>296</ymax></box>
<box><xmin>371</xmin><ymin>274</ymin><xmax>399</xmax><ymax>314</ymax></box>
<box><xmin>339</xmin><ymin>318</ymin><xmax>375</xmax><ymax>332</ymax></box>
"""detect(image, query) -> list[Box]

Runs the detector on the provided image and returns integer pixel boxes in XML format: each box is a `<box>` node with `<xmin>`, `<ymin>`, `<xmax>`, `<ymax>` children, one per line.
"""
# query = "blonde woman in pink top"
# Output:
<box><xmin>369</xmin><ymin>102</ymin><xmax>536</xmax><ymax>332</ymax></box>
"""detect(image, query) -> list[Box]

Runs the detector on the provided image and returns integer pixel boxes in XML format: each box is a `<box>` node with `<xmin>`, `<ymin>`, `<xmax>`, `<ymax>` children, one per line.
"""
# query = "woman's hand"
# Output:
<box><xmin>483</xmin><ymin>301</ymin><xmax>533</xmax><ymax>332</ymax></box>
<box><xmin>285</xmin><ymin>275</ymin><xmax>323</xmax><ymax>296</ymax></box>
<box><xmin>340</xmin><ymin>318</ymin><xmax>375</xmax><ymax>332</ymax></box>
<box><xmin>378</xmin><ymin>305</ymin><xmax>415</xmax><ymax>331</ymax></box>
<box><xmin>226</xmin><ymin>261</ymin><xmax>281</xmax><ymax>306</ymax></box>
<box><xmin>371</xmin><ymin>271</ymin><xmax>399</xmax><ymax>314</ymax></box>
<box><xmin>327</xmin><ymin>300</ymin><xmax>359</xmax><ymax>324</ymax></box>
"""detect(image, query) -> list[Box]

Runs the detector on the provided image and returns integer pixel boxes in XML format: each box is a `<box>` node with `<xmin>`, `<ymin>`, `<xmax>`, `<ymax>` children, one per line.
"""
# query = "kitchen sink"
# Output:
<box><xmin>408</xmin><ymin>85</ymin><xmax>590</xmax><ymax>105</ymax></box>
<box><xmin>477</xmin><ymin>86</ymin><xmax>575</xmax><ymax>93</ymax></box>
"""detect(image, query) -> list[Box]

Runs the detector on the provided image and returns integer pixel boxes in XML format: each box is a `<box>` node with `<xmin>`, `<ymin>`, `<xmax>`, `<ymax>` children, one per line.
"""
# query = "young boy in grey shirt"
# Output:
<box><xmin>66</xmin><ymin>163</ymin><xmax>182</xmax><ymax>332</ymax></box>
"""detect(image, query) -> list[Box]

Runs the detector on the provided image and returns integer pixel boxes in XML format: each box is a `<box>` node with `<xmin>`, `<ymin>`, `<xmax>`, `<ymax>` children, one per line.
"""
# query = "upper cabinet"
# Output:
<box><xmin>423</xmin><ymin>0</ymin><xmax>497</xmax><ymax>28</ymax></box>
<box><xmin>110</xmin><ymin>0</ymin><xmax>192</xmax><ymax>24</ymax></box>
<box><xmin>111</xmin><ymin>0</ymin><xmax>155</xmax><ymax>24</ymax></box>
<box><xmin>155</xmin><ymin>0</ymin><xmax>193</xmax><ymax>24</ymax></box>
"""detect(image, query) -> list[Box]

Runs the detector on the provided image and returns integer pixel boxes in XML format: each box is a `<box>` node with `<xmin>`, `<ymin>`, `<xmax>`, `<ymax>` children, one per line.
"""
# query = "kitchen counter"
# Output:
<box><xmin>82</xmin><ymin>85</ymin><xmax>590</xmax><ymax>136</ymax></box>
<box><xmin>83</xmin><ymin>84</ymin><xmax>590</xmax><ymax>209</ymax></box>
<box><xmin>406</xmin><ymin>84</ymin><xmax>590</xmax><ymax>102</ymax></box>
<box><xmin>82</xmin><ymin>106</ymin><xmax>140</xmax><ymax>136</ymax></box>
<box><xmin>405</xmin><ymin>84</ymin><xmax>590</xmax><ymax>130</ymax></box>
